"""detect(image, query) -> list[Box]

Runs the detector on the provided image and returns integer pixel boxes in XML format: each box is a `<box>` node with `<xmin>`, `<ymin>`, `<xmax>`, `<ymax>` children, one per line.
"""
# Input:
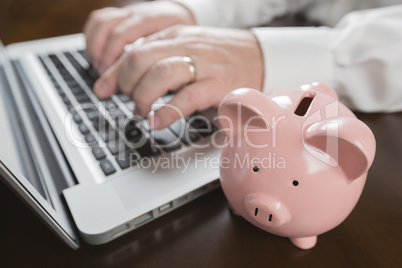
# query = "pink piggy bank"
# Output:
<box><xmin>218</xmin><ymin>83</ymin><xmax>376</xmax><ymax>250</ymax></box>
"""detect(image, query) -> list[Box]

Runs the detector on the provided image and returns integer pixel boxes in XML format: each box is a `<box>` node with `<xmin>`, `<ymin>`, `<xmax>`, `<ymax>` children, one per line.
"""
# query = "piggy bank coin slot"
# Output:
<box><xmin>268</xmin><ymin>214</ymin><xmax>273</xmax><ymax>222</ymax></box>
<box><xmin>294</xmin><ymin>96</ymin><xmax>314</xmax><ymax>116</ymax></box>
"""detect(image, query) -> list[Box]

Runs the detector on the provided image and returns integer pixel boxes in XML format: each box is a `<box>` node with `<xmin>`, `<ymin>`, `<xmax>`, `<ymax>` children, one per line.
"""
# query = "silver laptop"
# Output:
<box><xmin>0</xmin><ymin>34</ymin><xmax>223</xmax><ymax>249</ymax></box>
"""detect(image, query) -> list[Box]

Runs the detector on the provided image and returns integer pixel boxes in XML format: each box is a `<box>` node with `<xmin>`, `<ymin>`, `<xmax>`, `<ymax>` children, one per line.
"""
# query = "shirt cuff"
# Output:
<box><xmin>251</xmin><ymin>27</ymin><xmax>337</xmax><ymax>93</ymax></box>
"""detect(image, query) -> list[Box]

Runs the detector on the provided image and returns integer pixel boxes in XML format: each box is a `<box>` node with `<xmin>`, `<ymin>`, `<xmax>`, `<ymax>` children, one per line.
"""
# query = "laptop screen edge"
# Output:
<box><xmin>0</xmin><ymin>40</ymin><xmax>79</xmax><ymax>249</ymax></box>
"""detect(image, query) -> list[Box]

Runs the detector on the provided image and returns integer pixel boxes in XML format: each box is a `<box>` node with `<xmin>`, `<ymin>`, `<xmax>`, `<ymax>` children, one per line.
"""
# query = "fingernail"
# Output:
<box><xmin>94</xmin><ymin>80</ymin><xmax>110</xmax><ymax>98</ymax></box>
<box><xmin>149</xmin><ymin>113</ymin><xmax>162</xmax><ymax>129</ymax></box>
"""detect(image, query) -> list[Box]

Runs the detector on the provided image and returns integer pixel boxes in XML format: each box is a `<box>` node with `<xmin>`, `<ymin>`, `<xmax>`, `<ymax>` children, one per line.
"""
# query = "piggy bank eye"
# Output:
<box><xmin>253</xmin><ymin>166</ymin><xmax>259</xmax><ymax>173</ymax></box>
<box><xmin>292</xmin><ymin>180</ymin><xmax>299</xmax><ymax>186</ymax></box>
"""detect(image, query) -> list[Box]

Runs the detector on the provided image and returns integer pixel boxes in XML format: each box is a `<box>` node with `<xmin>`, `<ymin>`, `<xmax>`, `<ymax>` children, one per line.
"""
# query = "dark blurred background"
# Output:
<box><xmin>0</xmin><ymin>0</ymin><xmax>134</xmax><ymax>45</ymax></box>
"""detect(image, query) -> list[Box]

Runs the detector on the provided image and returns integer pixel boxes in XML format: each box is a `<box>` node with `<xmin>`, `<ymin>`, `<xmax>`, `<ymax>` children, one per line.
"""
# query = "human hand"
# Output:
<box><xmin>83</xmin><ymin>1</ymin><xmax>195</xmax><ymax>73</ymax></box>
<box><xmin>94</xmin><ymin>25</ymin><xmax>264</xmax><ymax>129</ymax></box>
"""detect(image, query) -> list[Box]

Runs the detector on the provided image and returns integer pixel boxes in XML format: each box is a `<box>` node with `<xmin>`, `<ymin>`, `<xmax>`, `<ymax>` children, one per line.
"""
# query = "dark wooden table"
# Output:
<box><xmin>1</xmin><ymin>1</ymin><xmax>401</xmax><ymax>267</ymax></box>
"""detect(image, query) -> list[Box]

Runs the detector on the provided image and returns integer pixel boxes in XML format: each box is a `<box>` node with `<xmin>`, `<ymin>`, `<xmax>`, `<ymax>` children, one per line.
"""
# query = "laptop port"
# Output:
<box><xmin>133</xmin><ymin>211</ymin><xmax>153</xmax><ymax>227</ymax></box>
<box><xmin>110</xmin><ymin>223</ymin><xmax>129</xmax><ymax>239</ymax></box>
<box><xmin>158</xmin><ymin>202</ymin><xmax>173</xmax><ymax>214</ymax></box>
<box><xmin>177</xmin><ymin>194</ymin><xmax>189</xmax><ymax>204</ymax></box>
<box><xmin>192</xmin><ymin>185</ymin><xmax>210</xmax><ymax>197</ymax></box>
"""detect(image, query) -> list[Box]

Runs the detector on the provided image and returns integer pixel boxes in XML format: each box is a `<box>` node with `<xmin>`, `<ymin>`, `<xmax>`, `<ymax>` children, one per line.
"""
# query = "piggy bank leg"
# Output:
<box><xmin>289</xmin><ymin>236</ymin><xmax>317</xmax><ymax>250</ymax></box>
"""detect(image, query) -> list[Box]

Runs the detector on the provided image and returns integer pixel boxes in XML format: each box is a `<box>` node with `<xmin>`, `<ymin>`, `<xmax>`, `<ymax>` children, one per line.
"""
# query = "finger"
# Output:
<box><xmin>97</xmin><ymin>16</ymin><xmax>158</xmax><ymax>73</ymax></box>
<box><xmin>84</xmin><ymin>8</ymin><xmax>128</xmax><ymax>64</ymax></box>
<box><xmin>117</xmin><ymin>39</ymin><xmax>201</xmax><ymax>97</ymax></box>
<box><xmin>132</xmin><ymin>56</ymin><xmax>197</xmax><ymax>117</ymax></box>
<box><xmin>143</xmin><ymin>25</ymin><xmax>195</xmax><ymax>44</ymax></box>
<box><xmin>149</xmin><ymin>79</ymin><xmax>218</xmax><ymax>129</ymax></box>
<box><xmin>93</xmin><ymin>57</ymin><xmax>125</xmax><ymax>99</ymax></box>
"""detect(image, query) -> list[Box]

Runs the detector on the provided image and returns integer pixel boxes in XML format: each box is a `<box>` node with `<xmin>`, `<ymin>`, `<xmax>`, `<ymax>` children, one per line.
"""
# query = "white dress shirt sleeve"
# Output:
<box><xmin>254</xmin><ymin>5</ymin><xmax>402</xmax><ymax>112</ymax></box>
<box><xmin>170</xmin><ymin>0</ymin><xmax>292</xmax><ymax>28</ymax></box>
<box><xmin>169</xmin><ymin>0</ymin><xmax>402</xmax><ymax>112</ymax></box>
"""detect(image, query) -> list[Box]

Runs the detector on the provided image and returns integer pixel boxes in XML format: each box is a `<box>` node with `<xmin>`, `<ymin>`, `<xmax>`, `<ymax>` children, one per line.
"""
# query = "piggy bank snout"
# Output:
<box><xmin>244</xmin><ymin>193</ymin><xmax>291</xmax><ymax>228</ymax></box>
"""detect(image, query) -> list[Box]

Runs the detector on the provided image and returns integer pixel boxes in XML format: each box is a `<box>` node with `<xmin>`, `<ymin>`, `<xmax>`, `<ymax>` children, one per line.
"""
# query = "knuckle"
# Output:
<box><xmin>89</xmin><ymin>9</ymin><xmax>107</xmax><ymax>23</ymax></box>
<box><xmin>90</xmin><ymin>7</ymin><xmax>120</xmax><ymax>26</ymax></box>
<box><xmin>88</xmin><ymin>10</ymin><xmax>100</xmax><ymax>22</ymax></box>
<box><xmin>153</xmin><ymin>60</ymin><xmax>174</xmax><ymax>80</ymax></box>
<box><xmin>167</xmin><ymin>25</ymin><xmax>187</xmax><ymax>37</ymax></box>
<box><xmin>127</xmin><ymin>49</ymin><xmax>147</xmax><ymax>68</ymax></box>
<box><xmin>110</xmin><ymin>28</ymin><xmax>124</xmax><ymax>41</ymax></box>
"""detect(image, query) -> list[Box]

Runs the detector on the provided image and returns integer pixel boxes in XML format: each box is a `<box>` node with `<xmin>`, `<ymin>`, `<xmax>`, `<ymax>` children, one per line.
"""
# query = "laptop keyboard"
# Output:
<box><xmin>38</xmin><ymin>50</ymin><xmax>218</xmax><ymax>177</ymax></box>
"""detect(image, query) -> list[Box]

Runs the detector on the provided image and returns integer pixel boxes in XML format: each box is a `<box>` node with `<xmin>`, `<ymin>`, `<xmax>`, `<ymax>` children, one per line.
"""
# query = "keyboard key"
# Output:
<box><xmin>92</xmin><ymin>147</ymin><xmax>106</xmax><ymax>160</ymax></box>
<box><xmin>92</xmin><ymin>117</ymin><xmax>108</xmax><ymax>131</ymax></box>
<box><xmin>133</xmin><ymin>139</ymin><xmax>161</xmax><ymax>158</ymax></box>
<box><xmin>115</xmin><ymin>115</ymin><xmax>130</xmax><ymax>130</ymax></box>
<box><xmin>61</xmin><ymin>95</ymin><xmax>70</xmax><ymax>104</ymax></box>
<box><xmin>123</xmin><ymin>121</ymin><xmax>160</xmax><ymax>157</ymax></box>
<box><xmin>77</xmin><ymin>49</ymin><xmax>86</xmax><ymax>58</ymax></box>
<box><xmin>75</xmin><ymin>93</ymin><xmax>92</xmax><ymax>104</ymax></box>
<box><xmin>66</xmin><ymin>103</ymin><xmax>74</xmax><ymax>111</ymax></box>
<box><xmin>103</xmin><ymin>98</ymin><xmax>116</xmax><ymax>108</ymax></box>
<box><xmin>151</xmin><ymin>128</ymin><xmax>181</xmax><ymax>152</ymax></box>
<box><xmin>138</xmin><ymin>119</ymin><xmax>151</xmax><ymax>131</ymax></box>
<box><xmin>169</xmin><ymin>119</ymin><xmax>200</xmax><ymax>145</ymax></box>
<box><xmin>108</xmin><ymin>107</ymin><xmax>125</xmax><ymax>117</ymax></box>
<box><xmin>115</xmin><ymin>152</ymin><xmax>139</xmax><ymax>169</ymax></box>
<box><xmin>78</xmin><ymin>123</ymin><xmax>90</xmax><ymax>135</ymax></box>
<box><xmin>64</xmin><ymin>52</ymin><xmax>85</xmax><ymax>73</ymax></box>
<box><xmin>72</xmin><ymin>113</ymin><xmax>82</xmax><ymax>124</ymax></box>
<box><xmin>124</xmin><ymin>122</ymin><xmax>144</xmax><ymax>144</ymax></box>
<box><xmin>65</xmin><ymin>79</ymin><xmax>79</xmax><ymax>88</ymax></box>
<box><xmin>99</xmin><ymin>126</ymin><xmax>118</xmax><ymax>142</ymax></box>
<box><xmin>88</xmin><ymin>66</ymin><xmax>99</xmax><ymax>80</ymax></box>
<box><xmin>117</xmin><ymin>93</ymin><xmax>131</xmax><ymax>103</ymax></box>
<box><xmin>107</xmin><ymin>139</ymin><xmax>127</xmax><ymax>155</ymax></box>
<box><xmin>100</xmin><ymin>159</ymin><xmax>116</xmax><ymax>176</ymax></box>
<box><xmin>86</xmin><ymin>110</ymin><xmax>100</xmax><ymax>122</ymax></box>
<box><xmin>85</xmin><ymin>133</ymin><xmax>98</xmax><ymax>146</ymax></box>
<box><xmin>70</xmin><ymin>85</ymin><xmax>85</xmax><ymax>95</ymax></box>
<box><xmin>125</xmin><ymin>101</ymin><xmax>135</xmax><ymax>112</ymax></box>
<box><xmin>55</xmin><ymin>85</ymin><xmax>64</xmax><ymax>94</ymax></box>
<box><xmin>92</xmin><ymin>120</ymin><xmax>100</xmax><ymax>131</ymax></box>
<box><xmin>85</xmin><ymin>77</ymin><xmax>96</xmax><ymax>88</ymax></box>
<box><xmin>187</xmin><ymin>115</ymin><xmax>217</xmax><ymax>137</ymax></box>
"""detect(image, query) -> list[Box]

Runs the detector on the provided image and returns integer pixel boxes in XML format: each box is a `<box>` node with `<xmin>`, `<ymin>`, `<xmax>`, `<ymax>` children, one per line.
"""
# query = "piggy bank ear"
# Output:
<box><xmin>218</xmin><ymin>88</ymin><xmax>274</xmax><ymax>137</ymax></box>
<box><xmin>303</xmin><ymin>117</ymin><xmax>376</xmax><ymax>180</ymax></box>
<box><xmin>301</xmin><ymin>82</ymin><xmax>338</xmax><ymax>100</ymax></box>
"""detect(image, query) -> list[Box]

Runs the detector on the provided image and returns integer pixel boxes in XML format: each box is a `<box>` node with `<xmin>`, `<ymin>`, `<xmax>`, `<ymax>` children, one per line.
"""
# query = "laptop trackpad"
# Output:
<box><xmin>111</xmin><ymin>161</ymin><xmax>216</xmax><ymax>212</ymax></box>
